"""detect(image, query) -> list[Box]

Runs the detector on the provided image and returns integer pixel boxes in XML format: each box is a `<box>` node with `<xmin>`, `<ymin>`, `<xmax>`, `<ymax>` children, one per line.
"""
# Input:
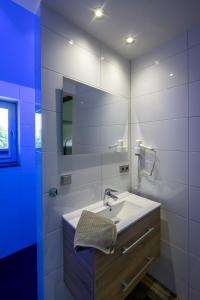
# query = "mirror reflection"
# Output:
<box><xmin>62</xmin><ymin>77</ymin><xmax>128</xmax><ymax>155</ymax></box>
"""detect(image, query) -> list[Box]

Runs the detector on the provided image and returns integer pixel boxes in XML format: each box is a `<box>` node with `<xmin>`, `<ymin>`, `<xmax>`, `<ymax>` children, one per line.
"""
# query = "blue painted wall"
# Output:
<box><xmin>0</xmin><ymin>0</ymin><xmax>36</xmax><ymax>88</ymax></box>
<box><xmin>0</xmin><ymin>0</ymin><xmax>40</xmax><ymax>259</ymax></box>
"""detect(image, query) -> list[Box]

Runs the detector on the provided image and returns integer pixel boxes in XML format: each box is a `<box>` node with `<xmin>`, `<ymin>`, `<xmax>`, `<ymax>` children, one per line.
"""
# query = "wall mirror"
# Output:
<box><xmin>62</xmin><ymin>77</ymin><xmax>128</xmax><ymax>155</ymax></box>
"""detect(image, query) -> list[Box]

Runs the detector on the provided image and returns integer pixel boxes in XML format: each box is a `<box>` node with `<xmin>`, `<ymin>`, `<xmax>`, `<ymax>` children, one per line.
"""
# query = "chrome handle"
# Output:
<box><xmin>122</xmin><ymin>227</ymin><xmax>154</xmax><ymax>255</ymax></box>
<box><xmin>122</xmin><ymin>256</ymin><xmax>154</xmax><ymax>292</ymax></box>
<box><xmin>49</xmin><ymin>188</ymin><xmax>58</xmax><ymax>198</ymax></box>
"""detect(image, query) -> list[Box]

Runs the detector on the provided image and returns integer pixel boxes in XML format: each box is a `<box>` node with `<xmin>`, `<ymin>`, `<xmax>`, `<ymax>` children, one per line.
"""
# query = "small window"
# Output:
<box><xmin>0</xmin><ymin>100</ymin><xmax>18</xmax><ymax>166</ymax></box>
<box><xmin>35</xmin><ymin>112</ymin><xmax>42</xmax><ymax>149</ymax></box>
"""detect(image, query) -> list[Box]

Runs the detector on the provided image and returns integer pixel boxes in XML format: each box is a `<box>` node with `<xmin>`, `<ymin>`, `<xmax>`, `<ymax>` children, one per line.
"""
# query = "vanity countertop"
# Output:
<box><xmin>63</xmin><ymin>192</ymin><xmax>161</xmax><ymax>233</ymax></box>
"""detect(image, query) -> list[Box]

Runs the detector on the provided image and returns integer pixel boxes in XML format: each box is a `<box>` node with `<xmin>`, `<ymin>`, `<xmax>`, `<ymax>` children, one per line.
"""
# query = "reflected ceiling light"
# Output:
<box><xmin>155</xmin><ymin>60</ymin><xmax>159</xmax><ymax>65</ymax></box>
<box><xmin>94</xmin><ymin>7</ymin><xmax>104</xmax><ymax>19</ymax></box>
<box><xmin>125</xmin><ymin>36</ymin><xmax>135</xmax><ymax>45</ymax></box>
<box><xmin>169</xmin><ymin>73</ymin><xmax>174</xmax><ymax>77</ymax></box>
<box><xmin>68</xmin><ymin>40</ymin><xmax>74</xmax><ymax>45</ymax></box>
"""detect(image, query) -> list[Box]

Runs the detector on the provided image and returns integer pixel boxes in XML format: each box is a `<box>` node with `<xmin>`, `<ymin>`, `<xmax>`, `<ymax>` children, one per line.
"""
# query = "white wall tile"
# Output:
<box><xmin>101</xmin><ymin>45</ymin><xmax>129</xmax><ymax>69</ymax></box>
<box><xmin>43</xmin><ymin>229</ymin><xmax>63</xmax><ymax>275</ymax></box>
<box><xmin>133</xmin><ymin>150</ymin><xmax>188</xmax><ymax>185</ymax></box>
<box><xmin>189</xmin><ymin>152</ymin><xmax>200</xmax><ymax>187</ymax></box>
<box><xmin>132</xmin><ymin>33</ymin><xmax>187</xmax><ymax>73</ymax></box>
<box><xmin>43</xmin><ymin>152</ymin><xmax>58</xmax><ymax>194</ymax></box>
<box><xmin>131</xmin><ymin>62</ymin><xmax>163</xmax><ymax>97</ymax></box>
<box><xmin>189</xmin><ymin>186</ymin><xmax>200</xmax><ymax>222</ymax></box>
<box><xmin>68</xmin><ymin>155</ymin><xmax>101</xmax><ymax>188</ymax></box>
<box><xmin>101</xmin><ymin>152</ymin><xmax>129</xmax><ymax>179</ymax></box>
<box><xmin>132</xmin><ymin>84</ymin><xmax>188</xmax><ymax>123</ymax></box>
<box><xmin>189</xmin><ymin>221</ymin><xmax>200</xmax><ymax>258</ymax></box>
<box><xmin>58</xmin><ymin>153</ymin><xmax>101</xmax><ymax>189</ymax></box>
<box><xmin>188</xmin><ymin>25</ymin><xmax>200</xmax><ymax>48</ymax></box>
<box><xmin>190</xmin><ymin>255</ymin><xmax>200</xmax><ymax>293</ymax></box>
<box><xmin>189</xmin><ymin>44</ymin><xmax>200</xmax><ymax>82</ymax></box>
<box><xmin>189</xmin><ymin>81</ymin><xmax>200</xmax><ymax>117</ymax></box>
<box><xmin>132</xmin><ymin>118</ymin><xmax>188</xmax><ymax>151</ymax></box>
<box><xmin>132</xmin><ymin>51</ymin><xmax>187</xmax><ymax>97</ymax></box>
<box><xmin>189</xmin><ymin>117</ymin><xmax>200</xmax><ymax>151</ymax></box>
<box><xmin>149</xmin><ymin>241</ymin><xmax>188</xmax><ymax>295</ymax></box>
<box><xmin>102</xmin><ymin>174</ymin><xmax>130</xmax><ymax>196</ymax></box>
<box><xmin>100</xmin><ymin>59</ymin><xmax>130</xmax><ymax>98</ymax></box>
<box><xmin>155</xmin><ymin>150</ymin><xmax>188</xmax><ymax>184</ymax></box>
<box><xmin>42</xmin><ymin>68</ymin><xmax>63</xmax><ymax>112</ymax></box>
<box><xmin>44</xmin><ymin>267</ymin><xmax>73</xmax><ymax>300</ymax></box>
<box><xmin>43</xmin><ymin>182</ymin><xmax>101</xmax><ymax>235</ymax></box>
<box><xmin>42</xmin><ymin>110</ymin><xmax>58</xmax><ymax>152</ymax></box>
<box><xmin>132</xmin><ymin>175</ymin><xmax>188</xmax><ymax>218</ymax></box>
<box><xmin>41</xmin><ymin>5</ymin><xmax>100</xmax><ymax>57</ymax></box>
<box><xmin>161</xmin><ymin>210</ymin><xmax>188</xmax><ymax>250</ymax></box>
<box><xmin>42</xmin><ymin>26</ymin><xmax>100</xmax><ymax>88</ymax></box>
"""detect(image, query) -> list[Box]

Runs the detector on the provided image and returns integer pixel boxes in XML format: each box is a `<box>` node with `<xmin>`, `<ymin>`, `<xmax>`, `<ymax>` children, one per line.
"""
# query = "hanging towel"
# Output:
<box><xmin>74</xmin><ymin>210</ymin><xmax>117</xmax><ymax>254</ymax></box>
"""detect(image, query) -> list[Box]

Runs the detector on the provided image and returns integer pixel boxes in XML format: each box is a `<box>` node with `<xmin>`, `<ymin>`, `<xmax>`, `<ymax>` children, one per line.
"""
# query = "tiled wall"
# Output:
<box><xmin>131</xmin><ymin>26</ymin><xmax>200</xmax><ymax>300</ymax></box>
<box><xmin>41</xmin><ymin>5</ymin><xmax>130</xmax><ymax>300</ymax></box>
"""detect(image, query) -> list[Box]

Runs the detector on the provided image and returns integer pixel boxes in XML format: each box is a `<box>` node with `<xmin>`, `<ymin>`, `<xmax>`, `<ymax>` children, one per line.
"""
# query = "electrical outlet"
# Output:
<box><xmin>60</xmin><ymin>174</ymin><xmax>72</xmax><ymax>186</ymax></box>
<box><xmin>119</xmin><ymin>165</ymin><xmax>129</xmax><ymax>174</ymax></box>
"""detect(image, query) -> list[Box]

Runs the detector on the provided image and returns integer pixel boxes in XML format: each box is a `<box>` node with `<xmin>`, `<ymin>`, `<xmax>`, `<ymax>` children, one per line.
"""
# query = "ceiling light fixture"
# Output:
<box><xmin>68</xmin><ymin>40</ymin><xmax>74</xmax><ymax>45</ymax></box>
<box><xmin>94</xmin><ymin>7</ymin><xmax>104</xmax><ymax>19</ymax></box>
<box><xmin>125</xmin><ymin>36</ymin><xmax>135</xmax><ymax>45</ymax></box>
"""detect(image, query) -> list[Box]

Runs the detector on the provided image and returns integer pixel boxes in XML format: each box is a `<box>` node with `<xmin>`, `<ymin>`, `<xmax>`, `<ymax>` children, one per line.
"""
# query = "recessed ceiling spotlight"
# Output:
<box><xmin>94</xmin><ymin>7</ymin><xmax>104</xmax><ymax>19</ymax></box>
<box><xmin>169</xmin><ymin>73</ymin><xmax>174</xmax><ymax>77</ymax></box>
<box><xmin>68</xmin><ymin>40</ymin><xmax>74</xmax><ymax>45</ymax></box>
<box><xmin>125</xmin><ymin>36</ymin><xmax>135</xmax><ymax>45</ymax></box>
<box><xmin>155</xmin><ymin>60</ymin><xmax>159</xmax><ymax>65</ymax></box>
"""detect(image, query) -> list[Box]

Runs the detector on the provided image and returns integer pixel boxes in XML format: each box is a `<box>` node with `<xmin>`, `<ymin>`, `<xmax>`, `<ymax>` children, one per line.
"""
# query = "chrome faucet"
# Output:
<box><xmin>103</xmin><ymin>188</ymin><xmax>119</xmax><ymax>207</ymax></box>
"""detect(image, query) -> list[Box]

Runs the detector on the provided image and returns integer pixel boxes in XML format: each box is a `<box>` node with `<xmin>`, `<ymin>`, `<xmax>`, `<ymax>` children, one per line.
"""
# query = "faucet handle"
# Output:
<box><xmin>104</xmin><ymin>188</ymin><xmax>119</xmax><ymax>200</ymax></box>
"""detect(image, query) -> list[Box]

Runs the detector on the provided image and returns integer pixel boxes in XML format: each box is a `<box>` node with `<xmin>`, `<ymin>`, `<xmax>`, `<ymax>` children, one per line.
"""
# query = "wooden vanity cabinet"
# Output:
<box><xmin>63</xmin><ymin>207</ymin><xmax>160</xmax><ymax>300</ymax></box>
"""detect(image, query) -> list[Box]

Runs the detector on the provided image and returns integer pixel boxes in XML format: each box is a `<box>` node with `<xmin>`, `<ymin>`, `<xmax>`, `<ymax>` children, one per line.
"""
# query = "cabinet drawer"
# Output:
<box><xmin>96</xmin><ymin>208</ymin><xmax>160</xmax><ymax>278</ymax></box>
<box><xmin>96</xmin><ymin>229</ymin><xmax>160</xmax><ymax>300</ymax></box>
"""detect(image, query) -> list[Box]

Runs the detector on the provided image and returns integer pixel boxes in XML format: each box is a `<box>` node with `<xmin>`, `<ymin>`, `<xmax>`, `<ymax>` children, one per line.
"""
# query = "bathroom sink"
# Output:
<box><xmin>97</xmin><ymin>200</ymin><xmax>143</xmax><ymax>225</ymax></box>
<box><xmin>63</xmin><ymin>192</ymin><xmax>161</xmax><ymax>233</ymax></box>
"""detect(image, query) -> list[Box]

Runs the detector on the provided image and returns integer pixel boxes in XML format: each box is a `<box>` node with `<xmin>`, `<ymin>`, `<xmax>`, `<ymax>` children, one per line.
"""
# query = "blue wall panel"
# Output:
<box><xmin>0</xmin><ymin>0</ymin><xmax>36</xmax><ymax>88</ymax></box>
<box><xmin>0</xmin><ymin>0</ymin><xmax>40</xmax><ymax>258</ymax></box>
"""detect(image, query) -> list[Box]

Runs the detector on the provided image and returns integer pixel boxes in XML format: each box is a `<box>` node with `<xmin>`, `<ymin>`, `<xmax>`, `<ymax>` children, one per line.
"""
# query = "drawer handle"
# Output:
<box><xmin>122</xmin><ymin>227</ymin><xmax>154</xmax><ymax>255</ymax></box>
<box><xmin>122</xmin><ymin>256</ymin><xmax>154</xmax><ymax>292</ymax></box>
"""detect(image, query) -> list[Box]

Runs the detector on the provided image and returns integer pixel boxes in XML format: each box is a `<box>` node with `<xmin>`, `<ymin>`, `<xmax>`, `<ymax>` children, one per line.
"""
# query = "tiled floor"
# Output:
<box><xmin>126</xmin><ymin>275</ymin><xmax>178</xmax><ymax>300</ymax></box>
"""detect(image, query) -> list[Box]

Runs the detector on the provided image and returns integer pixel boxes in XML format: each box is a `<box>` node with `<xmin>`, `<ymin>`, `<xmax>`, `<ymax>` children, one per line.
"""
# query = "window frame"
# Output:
<box><xmin>0</xmin><ymin>99</ymin><xmax>18</xmax><ymax>167</ymax></box>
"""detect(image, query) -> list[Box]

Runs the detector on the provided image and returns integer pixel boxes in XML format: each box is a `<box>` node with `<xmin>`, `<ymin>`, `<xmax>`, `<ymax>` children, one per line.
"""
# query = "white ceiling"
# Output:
<box><xmin>42</xmin><ymin>0</ymin><xmax>200</xmax><ymax>60</ymax></box>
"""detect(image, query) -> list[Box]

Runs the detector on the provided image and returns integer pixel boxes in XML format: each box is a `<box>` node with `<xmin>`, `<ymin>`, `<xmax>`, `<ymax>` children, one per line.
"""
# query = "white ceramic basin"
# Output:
<box><xmin>97</xmin><ymin>200</ymin><xmax>143</xmax><ymax>225</ymax></box>
<box><xmin>63</xmin><ymin>192</ymin><xmax>161</xmax><ymax>233</ymax></box>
